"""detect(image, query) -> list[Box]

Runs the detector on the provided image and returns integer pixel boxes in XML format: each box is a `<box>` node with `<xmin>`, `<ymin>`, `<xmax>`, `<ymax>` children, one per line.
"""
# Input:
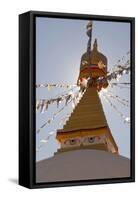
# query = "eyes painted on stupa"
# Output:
<box><xmin>88</xmin><ymin>137</ymin><xmax>95</xmax><ymax>143</ymax></box>
<box><xmin>61</xmin><ymin>136</ymin><xmax>107</xmax><ymax>148</ymax></box>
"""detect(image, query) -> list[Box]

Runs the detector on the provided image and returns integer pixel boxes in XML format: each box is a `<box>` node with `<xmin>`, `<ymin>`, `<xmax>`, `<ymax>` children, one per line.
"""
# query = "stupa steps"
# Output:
<box><xmin>72</xmin><ymin>104</ymin><xmax>104</xmax><ymax>113</ymax></box>
<box><xmin>64</xmin><ymin>120</ymin><xmax>107</xmax><ymax>128</ymax></box>
<box><xmin>67</xmin><ymin>103</ymin><xmax>106</xmax><ymax>122</ymax></box>
<box><xmin>69</xmin><ymin>111</ymin><xmax>106</xmax><ymax>120</ymax></box>
<box><xmin>66</xmin><ymin>107</ymin><xmax>106</xmax><ymax>120</ymax></box>
<box><xmin>80</xmin><ymin>91</ymin><xmax>100</xmax><ymax>98</ymax></box>
<box><xmin>64</xmin><ymin>116</ymin><xmax>106</xmax><ymax>127</ymax></box>
<box><xmin>79</xmin><ymin>97</ymin><xmax>102</xmax><ymax>104</ymax></box>
<box><xmin>63</xmin><ymin>108</ymin><xmax>106</xmax><ymax>129</ymax></box>
<box><xmin>78</xmin><ymin>99</ymin><xmax>101</xmax><ymax>105</ymax></box>
<box><xmin>59</xmin><ymin>87</ymin><xmax>106</xmax><ymax>132</ymax></box>
<box><xmin>67</xmin><ymin>114</ymin><xmax>106</xmax><ymax>123</ymax></box>
<box><xmin>59</xmin><ymin>92</ymin><xmax>83</xmax><ymax>128</ymax></box>
<box><xmin>76</xmin><ymin>92</ymin><xmax>102</xmax><ymax>105</ymax></box>
<box><xmin>76</xmin><ymin>95</ymin><xmax>102</xmax><ymax>103</ymax></box>
<box><xmin>60</xmin><ymin>123</ymin><xmax>107</xmax><ymax>131</ymax></box>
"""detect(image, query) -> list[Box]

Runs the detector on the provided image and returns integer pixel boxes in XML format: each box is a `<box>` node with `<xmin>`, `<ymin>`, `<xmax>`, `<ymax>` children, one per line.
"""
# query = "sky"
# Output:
<box><xmin>36</xmin><ymin>17</ymin><xmax>130</xmax><ymax>161</ymax></box>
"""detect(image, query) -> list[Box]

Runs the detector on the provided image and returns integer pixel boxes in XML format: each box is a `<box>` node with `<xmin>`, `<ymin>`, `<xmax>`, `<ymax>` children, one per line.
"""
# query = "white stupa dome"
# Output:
<box><xmin>36</xmin><ymin>149</ymin><xmax>130</xmax><ymax>183</ymax></box>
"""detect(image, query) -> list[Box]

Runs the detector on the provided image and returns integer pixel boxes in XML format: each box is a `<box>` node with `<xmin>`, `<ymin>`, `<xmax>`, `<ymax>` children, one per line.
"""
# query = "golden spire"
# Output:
<box><xmin>93</xmin><ymin>38</ymin><xmax>98</xmax><ymax>51</ymax></box>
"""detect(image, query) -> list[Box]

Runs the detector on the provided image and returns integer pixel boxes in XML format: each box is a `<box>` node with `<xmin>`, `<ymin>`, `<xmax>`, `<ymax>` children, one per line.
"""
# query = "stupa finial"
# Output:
<box><xmin>93</xmin><ymin>38</ymin><xmax>98</xmax><ymax>51</ymax></box>
<box><xmin>86</xmin><ymin>21</ymin><xmax>93</xmax><ymax>53</ymax></box>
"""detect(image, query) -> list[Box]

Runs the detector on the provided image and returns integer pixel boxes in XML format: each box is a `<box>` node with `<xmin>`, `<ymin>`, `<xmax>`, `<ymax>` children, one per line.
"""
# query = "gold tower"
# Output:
<box><xmin>56</xmin><ymin>21</ymin><xmax>118</xmax><ymax>154</ymax></box>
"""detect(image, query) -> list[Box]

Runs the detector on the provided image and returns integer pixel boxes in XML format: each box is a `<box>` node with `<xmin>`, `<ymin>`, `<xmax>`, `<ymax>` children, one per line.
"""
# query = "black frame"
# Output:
<box><xmin>19</xmin><ymin>11</ymin><xmax>135</xmax><ymax>189</ymax></box>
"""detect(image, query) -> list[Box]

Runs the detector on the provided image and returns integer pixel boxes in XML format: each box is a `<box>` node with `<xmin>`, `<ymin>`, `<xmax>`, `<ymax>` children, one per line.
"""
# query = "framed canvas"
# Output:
<box><xmin>19</xmin><ymin>11</ymin><xmax>135</xmax><ymax>189</ymax></box>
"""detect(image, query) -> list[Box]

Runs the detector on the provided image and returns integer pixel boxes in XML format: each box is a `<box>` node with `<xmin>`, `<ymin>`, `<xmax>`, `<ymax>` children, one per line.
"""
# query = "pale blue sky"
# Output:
<box><xmin>36</xmin><ymin>17</ymin><xmax>130</xmax><ymax>161</ymax></box>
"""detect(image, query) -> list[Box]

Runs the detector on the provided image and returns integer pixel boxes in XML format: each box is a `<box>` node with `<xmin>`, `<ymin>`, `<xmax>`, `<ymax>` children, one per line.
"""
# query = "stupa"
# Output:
<box><xmin>56</xmin><ymin>21</ymin><xmax>118</xmax><ymax>154</ymax></box>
